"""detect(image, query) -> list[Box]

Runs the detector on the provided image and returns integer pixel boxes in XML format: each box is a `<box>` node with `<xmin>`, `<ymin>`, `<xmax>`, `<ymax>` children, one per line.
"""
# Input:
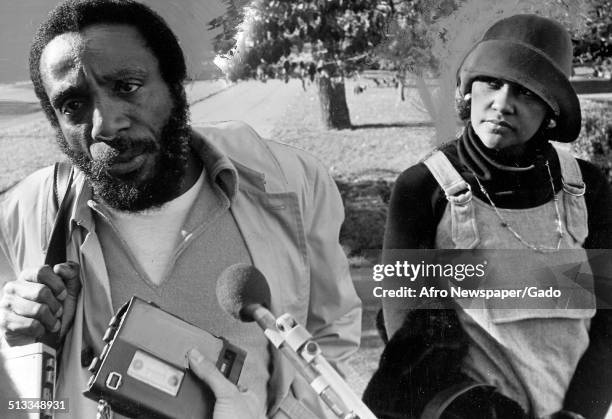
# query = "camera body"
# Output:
<box><xmin>83</xmin><ymin>296</ymin><xmax>246</xmax><ymax>419</ymax></box>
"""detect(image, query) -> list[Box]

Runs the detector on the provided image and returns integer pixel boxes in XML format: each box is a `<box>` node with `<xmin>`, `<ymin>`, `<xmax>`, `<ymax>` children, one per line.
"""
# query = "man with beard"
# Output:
<box><xmin>0</xmin><ymin>1</ymin><xmax>361</xmax><ymax>418</ymax></box>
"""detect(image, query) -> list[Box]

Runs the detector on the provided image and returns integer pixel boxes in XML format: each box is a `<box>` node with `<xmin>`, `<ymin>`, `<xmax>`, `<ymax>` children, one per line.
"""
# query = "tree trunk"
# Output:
<box><xmin>396</xmin><ymin>70</ymin><xmax>406</xmax><ymax>102</ymax></box>
<box><xmin>317</xmin><ymin>76</ymin><xmax>351</xmax><ymax>129</ymax></box>
<box><xmin>396</xmin><ymin>80</ymin><xmax>406</xmax><ymax>102</ymax></box>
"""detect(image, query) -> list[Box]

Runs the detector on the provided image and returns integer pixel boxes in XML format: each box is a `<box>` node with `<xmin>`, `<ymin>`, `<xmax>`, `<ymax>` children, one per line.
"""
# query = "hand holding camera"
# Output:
<box><xmin>187</xmin><ymin>349</ymin><xmax>261</xmax><ymax>419</ymax></box>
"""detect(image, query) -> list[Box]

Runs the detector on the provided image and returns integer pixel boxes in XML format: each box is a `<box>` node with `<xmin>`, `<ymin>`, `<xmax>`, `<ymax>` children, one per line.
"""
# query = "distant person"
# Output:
<box><xmin>298</xmin><ymin>61</ymin><xmax>307</xmax><ymax>91</ymax></box>
<box><xmin>0</xmin><ymin>1</ymin><xmax>361</xmax><ymax>418</ymax></box>
<box><xmin>282</xmin><ymin>59</ymin><xmax>291</xmax><ymax>83</ymax></box>
<box><xmin>308</xmin><ymin>62</ymin><xmax>317</xmax><ymax>83</ymax></box>
<box><xmin>364</xmin><ymin>14</ymin><xmax>612</xmax><ymax>419</ymax></box>
<box><xmin>256</xmin><ymin>59</ymin><xmax>267</xmax><ymax>82</ymax></box>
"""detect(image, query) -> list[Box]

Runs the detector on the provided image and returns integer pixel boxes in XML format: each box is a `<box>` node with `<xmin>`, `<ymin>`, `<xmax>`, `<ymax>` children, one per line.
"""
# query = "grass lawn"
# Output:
<box><xmin>272</xmin><ymin>80</ymin><xmax>437</xmax><ymax>181</ymax></box>
<box><xmin>0</xmin><ymin>118</ymin><xmax>62</xmax><ymax>192</ymax></box>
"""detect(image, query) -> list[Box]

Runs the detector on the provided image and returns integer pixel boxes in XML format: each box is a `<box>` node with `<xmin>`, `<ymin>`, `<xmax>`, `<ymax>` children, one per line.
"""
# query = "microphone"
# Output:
<box><xmin>216</xmin><ymin>263</ymin><xmax>276</xmax><ymax>330</ymax></box>
<box><xmin>216</xmin><ymin>264</ymin><xmax>377</xmax><ymax>419</ymax></box>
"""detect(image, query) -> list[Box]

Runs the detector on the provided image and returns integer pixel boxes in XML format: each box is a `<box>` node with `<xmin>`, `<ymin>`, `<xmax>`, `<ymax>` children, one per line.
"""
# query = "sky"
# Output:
<box><xmin>0</xmin><ymin>0</ymin><xmax>228</xmax><ymax>83</ymax></box>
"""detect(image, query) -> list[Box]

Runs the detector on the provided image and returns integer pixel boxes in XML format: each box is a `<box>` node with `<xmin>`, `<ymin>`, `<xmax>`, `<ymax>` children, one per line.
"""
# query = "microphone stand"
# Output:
<box><xmin>251</xmin><ymin>305</ymin><xmax>377</xmax><ymax>419</ymax></box>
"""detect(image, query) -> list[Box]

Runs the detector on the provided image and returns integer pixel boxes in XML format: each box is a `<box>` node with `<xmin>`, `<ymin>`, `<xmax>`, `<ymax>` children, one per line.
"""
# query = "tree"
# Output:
<box><xmin>373</xmin><ymin>0</ymin><xmax>458</xmax><ymax>124</ymax></box>
<box><xmin>573</xmin><ymin>1</ymin><xmax>612</xmax><ymax>66</ymax></box>
<box><xmin>208</xmin><ymin>0</ymin><xmax>246</xmax><ymax>55</ymax></box>
<box><xmin>212</xmin><ymin>0</ymin><xmax>395</xmax><ymax>129</ymax></box>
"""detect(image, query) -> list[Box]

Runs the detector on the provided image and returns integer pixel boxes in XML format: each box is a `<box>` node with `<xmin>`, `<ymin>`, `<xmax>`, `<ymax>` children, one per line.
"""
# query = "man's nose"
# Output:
<box><xmin>491</xmin><ymin>84</ymin><xmax>516</xmax><ymax>113</ymax></box>
<box><xmin>90</xmin><ymin>96</ymin><xmax>130</xmax><ymax>141</ymax></box>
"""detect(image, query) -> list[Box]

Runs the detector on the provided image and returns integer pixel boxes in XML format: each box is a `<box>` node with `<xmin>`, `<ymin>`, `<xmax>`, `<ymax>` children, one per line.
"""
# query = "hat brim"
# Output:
<box><xmin>459</xmin><ymin>40</ymin><xmax>581</xmax><ymax>143</ymax></box>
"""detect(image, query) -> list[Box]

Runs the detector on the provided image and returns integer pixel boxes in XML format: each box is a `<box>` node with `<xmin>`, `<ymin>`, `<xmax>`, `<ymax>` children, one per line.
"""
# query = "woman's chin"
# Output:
<box><xmin>478</xmin><ymin>133</ymin><xmax>507</xmax><ymax>150</ymax></box>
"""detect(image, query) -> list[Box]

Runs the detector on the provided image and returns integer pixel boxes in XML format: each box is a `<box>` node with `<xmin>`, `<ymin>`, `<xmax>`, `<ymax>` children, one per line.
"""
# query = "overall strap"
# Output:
<box><xmin>554</xmin><ymin>146</ymin><xmax>588</xmax><ymax>244</ymax></box>
<box><xmin>423</xmin><ymin>151</ymin><xmax>471</xmax><ymax>198</ymax></box>
<box><xmin>555</xmin><ymin>146</ymin><xmax>586</xmax><ymax>195</ymax></box>
<box><xmin>423</xmin><ymin>151</ymin><xmax>480</xmax><ymax>249</ymax></box>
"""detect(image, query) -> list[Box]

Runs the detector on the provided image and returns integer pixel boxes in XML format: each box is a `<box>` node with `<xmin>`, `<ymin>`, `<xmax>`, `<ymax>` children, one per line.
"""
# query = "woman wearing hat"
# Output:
<box><xmin>364</xmin><ymin>14</ymin><xmax>612</xmax><ymax>419</ymax></box>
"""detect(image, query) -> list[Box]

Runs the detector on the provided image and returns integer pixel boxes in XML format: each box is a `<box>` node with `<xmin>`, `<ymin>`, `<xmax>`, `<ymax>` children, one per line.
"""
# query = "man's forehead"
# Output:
<box><xmin>40</xmin><ymin>32</ymin><xmax>83</xmax><ymax>79</ymax></box>
<box><xmin>40</xmin><ymin>24</ymin><xmax>153</xmax><ymax>81</ymax></box>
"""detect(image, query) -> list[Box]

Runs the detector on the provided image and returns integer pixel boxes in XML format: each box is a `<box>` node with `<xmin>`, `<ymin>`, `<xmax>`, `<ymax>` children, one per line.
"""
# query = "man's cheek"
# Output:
<box><xmin>59</xmin><ymin>125</ymin><xmax>90</xmax><ymax>154</ymax></box>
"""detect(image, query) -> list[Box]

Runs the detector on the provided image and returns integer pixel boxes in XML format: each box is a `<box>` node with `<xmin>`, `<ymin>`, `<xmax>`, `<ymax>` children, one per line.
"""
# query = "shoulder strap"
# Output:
<box><xmin>423</xmin><ymin>151</ymin><xmax>480</xmax><ymax>249</ymax></box>
<box><xmin>554</xmin><ymin>146</ymin><xmax>586</xmax><ymax>196</ymax></box>
<box><xmin>554</xmin><ymin>147</ymin><xmax>588</xmax><ymax>244</ymax></box>
<box><xmin>53</xmin><ymin>161</ymin><xmax>74</xmax><ymax>210</ymax></box>
<box><xmin>44</xmin><ymin>161</ymin><xmax>75</xmax><ymax>266</ymax></box>
<box><xmin>38</xmin><ymin>162</ymin><xmax>74</xmax><ymax>350</ymax></box>
<box><xmin>423</xmin><ymin>151</ymin><xmax>471</xmax><ymax>198</ymax></box>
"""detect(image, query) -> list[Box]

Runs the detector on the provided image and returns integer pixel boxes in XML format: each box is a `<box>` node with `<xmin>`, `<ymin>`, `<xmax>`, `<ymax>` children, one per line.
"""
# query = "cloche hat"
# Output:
<box><xmin>458</xmin><ymin>14</ymin><xmax>581</xmax><ymax>142</ymax></box>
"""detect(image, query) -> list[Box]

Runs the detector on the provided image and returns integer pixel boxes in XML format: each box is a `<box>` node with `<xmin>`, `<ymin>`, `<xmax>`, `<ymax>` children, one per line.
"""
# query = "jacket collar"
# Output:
<box><xmin>68</xmin><ymin>127</ymin><xmax>246</xmax><ymax>234</ymax></box>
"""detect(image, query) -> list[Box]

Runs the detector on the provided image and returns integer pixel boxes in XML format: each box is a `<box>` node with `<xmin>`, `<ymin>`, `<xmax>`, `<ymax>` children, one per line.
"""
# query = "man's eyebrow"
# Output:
<box><xmin>50</xmin><ymin>86</ymin><xmax>85</xmax><ymax>108</ymax></box>
<box><xmin>100</xmin><ymin>68</ymin><xmax>149</xmax><ymax>82</ymax></box>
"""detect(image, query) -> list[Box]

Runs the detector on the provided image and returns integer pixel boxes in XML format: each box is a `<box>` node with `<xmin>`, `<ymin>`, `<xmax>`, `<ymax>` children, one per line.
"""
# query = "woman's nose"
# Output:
<box><xmin>491</xmin><ymin>84</ymin><xmax>516</xmax><ymax>113</ymax></box>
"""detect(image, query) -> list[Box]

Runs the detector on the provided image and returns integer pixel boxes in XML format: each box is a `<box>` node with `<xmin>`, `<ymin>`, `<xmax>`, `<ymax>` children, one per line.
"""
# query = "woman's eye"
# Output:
<box><xmin>485</xmin><ymin>79</ymin><xmax>503</xmax><ymax>89</ymax></box>
<box><xmin>116</xmin><ymin>81</ymin><xmax>141</xmax><ymax>94</ymax></box>
<box><xmin>518</xmin><ymin>87</ymin><xmax>536</xmax><ymax>97</ymax></box>
<box><xmin>61</xmin><ymin>100</ymin><xmax>84</xmax><ymax>115</ymax></box>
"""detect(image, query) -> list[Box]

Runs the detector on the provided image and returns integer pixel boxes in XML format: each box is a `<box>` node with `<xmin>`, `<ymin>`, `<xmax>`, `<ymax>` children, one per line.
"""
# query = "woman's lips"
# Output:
<box><xmin>485</xmin><ymin>120</ymin><xmax>514</xmax><ymax>130</ymax></box>
<box><xmin>107</xmin><ymin>154</ymin><xmax>147</xmax><ymax>176</ymax></box>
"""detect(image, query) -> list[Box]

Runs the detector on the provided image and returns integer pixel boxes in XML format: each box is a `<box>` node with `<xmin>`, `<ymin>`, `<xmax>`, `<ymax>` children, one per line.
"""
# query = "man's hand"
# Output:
<box><xmin>187</xmin><ymin>349</ymin><xmax>262</xmax><ymax>419</ymax></box>
<box><xmin>0</xmin><ymin>262</ymin><xmax>81</xmax><ymax>346</ymax></box>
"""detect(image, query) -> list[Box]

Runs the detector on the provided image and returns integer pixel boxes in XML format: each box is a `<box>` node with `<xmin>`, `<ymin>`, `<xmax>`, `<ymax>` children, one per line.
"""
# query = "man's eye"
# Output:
<box><xmin>116</xmin><ymin>81</ymin><xmax>141</xmax><ymax>94</ymax></box>
<box><xmin>61</xmin><ymin>100</ymin><xmax>84</xmax><ymax>115</ymax></box>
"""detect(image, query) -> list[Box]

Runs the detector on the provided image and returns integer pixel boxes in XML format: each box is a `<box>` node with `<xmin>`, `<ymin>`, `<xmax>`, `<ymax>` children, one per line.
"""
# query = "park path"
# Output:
<box><xmin>189</xmin><ymin>79</ymin><xmax>304</xmax><ymax>138</ymax></box>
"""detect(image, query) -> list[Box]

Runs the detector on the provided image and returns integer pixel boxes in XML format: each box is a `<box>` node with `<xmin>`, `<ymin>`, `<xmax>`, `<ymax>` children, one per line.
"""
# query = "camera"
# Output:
<box><xmin>83</xmin><ymin>296</ymin><xmax>246</xmax><ymax>419</ymax></box>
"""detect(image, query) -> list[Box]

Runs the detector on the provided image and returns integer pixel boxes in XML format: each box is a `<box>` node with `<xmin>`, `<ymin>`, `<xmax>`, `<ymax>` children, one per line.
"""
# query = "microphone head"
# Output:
<box><xmin>216</xmin><ymin>264</ymin><xmax>272</xmax><ymax>322</ymax></box>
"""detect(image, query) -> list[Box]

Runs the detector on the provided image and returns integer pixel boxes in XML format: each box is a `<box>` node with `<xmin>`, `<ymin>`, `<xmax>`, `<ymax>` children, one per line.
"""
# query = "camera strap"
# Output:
<box><xmin>45</xmin><ymin>161</ymin><xmax>75</xmax><ymax>266</ymax></box>
<box><xmin>38</xmin><ymin>161</ymin><xmax>74</xmax><ymax>352</ymax></box>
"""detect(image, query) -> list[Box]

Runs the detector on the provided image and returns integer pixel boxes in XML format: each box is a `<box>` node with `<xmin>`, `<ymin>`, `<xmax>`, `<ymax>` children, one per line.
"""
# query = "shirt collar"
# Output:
<box><xmin>69</xmin><ymin>128</ymin><xmax>239</xmax><ymax>234</ymax></box>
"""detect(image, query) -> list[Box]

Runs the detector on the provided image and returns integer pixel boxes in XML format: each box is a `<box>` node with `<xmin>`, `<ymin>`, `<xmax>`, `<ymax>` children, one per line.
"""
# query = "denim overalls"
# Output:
<box><xmin>423</xmin><ymin>147</ymin><xmax>596</xmax><ymax>417</ymax></box>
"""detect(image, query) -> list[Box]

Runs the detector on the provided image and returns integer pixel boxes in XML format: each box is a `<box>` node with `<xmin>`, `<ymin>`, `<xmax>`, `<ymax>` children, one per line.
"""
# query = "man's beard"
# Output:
<box><xmin>56</xmin><ymin>93</ymin><xmax>192</xmax><ymax>212</ymax></box>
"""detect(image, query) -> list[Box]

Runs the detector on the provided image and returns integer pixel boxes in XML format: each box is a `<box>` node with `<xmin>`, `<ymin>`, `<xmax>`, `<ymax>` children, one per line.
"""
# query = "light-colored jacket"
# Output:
<box><xmin>0</xmin><ymin>121</ymin><xmax>362</xmax><ymax>418</ymax></box>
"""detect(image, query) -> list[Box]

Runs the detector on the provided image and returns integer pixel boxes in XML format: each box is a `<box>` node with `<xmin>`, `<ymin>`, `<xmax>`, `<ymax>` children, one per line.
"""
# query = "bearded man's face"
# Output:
<box><xmin>39</xmin><ymin>24</ymin><xmax>191</xmax><ymax>211</ymax></box>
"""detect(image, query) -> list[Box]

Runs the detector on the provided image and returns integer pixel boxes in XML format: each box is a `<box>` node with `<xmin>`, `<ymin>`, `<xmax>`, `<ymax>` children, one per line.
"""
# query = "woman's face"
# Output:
<box><xmin>470</xmin><ymin>77</ymin><xmax>549</xmax><ymax>150</ymax></box>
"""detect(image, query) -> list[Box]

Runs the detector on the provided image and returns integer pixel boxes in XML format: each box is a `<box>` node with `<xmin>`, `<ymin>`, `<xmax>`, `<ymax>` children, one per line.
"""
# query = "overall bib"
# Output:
<box><xmin>423</xmin><ymin>148</ymin><xmax>596</xmax><ymax>417</ymax></box>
